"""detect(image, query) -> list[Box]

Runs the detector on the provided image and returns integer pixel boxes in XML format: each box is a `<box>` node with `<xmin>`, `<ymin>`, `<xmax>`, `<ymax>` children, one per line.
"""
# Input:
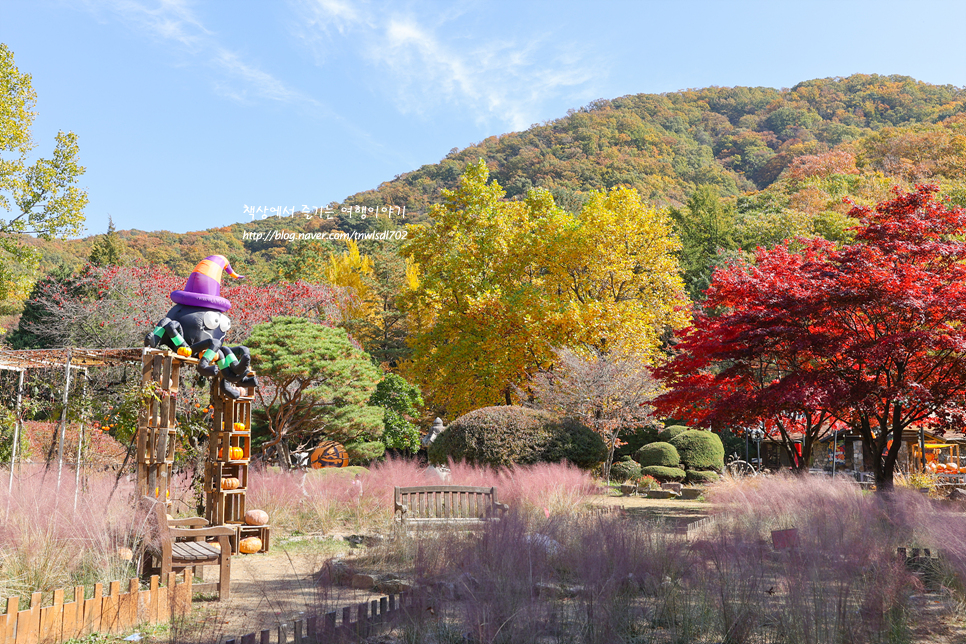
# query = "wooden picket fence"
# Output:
<box><xmin>224</xmin><ymin>592</ymin><xmax>414</xmax><ymax>644</ymax></box>
<box><xmin>1</xmin><ymin>573</ymin><xmax>193</xmax><ymax>644</ymax></box>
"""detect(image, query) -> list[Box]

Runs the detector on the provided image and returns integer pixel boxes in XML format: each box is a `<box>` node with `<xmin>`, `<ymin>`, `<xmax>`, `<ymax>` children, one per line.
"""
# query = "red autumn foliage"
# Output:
<box><xmin>24</xmin><ymin>263</ymin><xmax>339</xmax><ymax>348</ymax></box>
<box><xmin>657</xmin><ymin>185</ymin><xmax>966</xmax><ymax>489</ymax></box>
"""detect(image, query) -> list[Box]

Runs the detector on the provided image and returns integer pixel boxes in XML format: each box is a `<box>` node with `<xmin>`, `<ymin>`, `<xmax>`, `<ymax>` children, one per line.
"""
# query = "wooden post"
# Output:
<box><xmin>7</xmin><ymin>368</ymin><xmax>25</xmax><ymax>517</ymax></box>
<box><xmin>56</xmin><ymin>349</ymin><xmax>72</xmax><ymax>490</ymax></box>
<box><xmin>73</xmin><ymin>369</ymin><xmax>88</xmax><ymax>511</ymax></box>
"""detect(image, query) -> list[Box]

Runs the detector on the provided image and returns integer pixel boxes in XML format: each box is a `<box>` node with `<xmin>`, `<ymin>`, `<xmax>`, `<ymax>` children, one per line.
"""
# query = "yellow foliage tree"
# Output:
<box><xmin>325</xmin><ymin>240</ymin><xmax>376</xmax><ymax>324</ymax></box>
<box><xmin>402</xmin><ymin>160</ymin><xmax>690</xmax><ymax>417</ymax></box>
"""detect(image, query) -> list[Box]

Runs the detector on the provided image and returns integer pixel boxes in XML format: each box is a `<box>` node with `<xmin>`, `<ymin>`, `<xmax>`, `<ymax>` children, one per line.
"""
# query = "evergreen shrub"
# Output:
<box><xmin>640</xmin><ymin>465</ymin><xmax>686</xmax><ymax>482</ymax></box>
<box><xmin>671</xmin><ymin>430</ymin><xmax>725</xmax><ymax>471</ymax></box>
<box><xmin>634</xmin><ymin>441</ymin><xmax>681</xmax><ymax>468</ymax></box>
<box><xmin>427</xmin><ymin>406</ymin><xmax>606</xmax><ymax>469</ymax></box>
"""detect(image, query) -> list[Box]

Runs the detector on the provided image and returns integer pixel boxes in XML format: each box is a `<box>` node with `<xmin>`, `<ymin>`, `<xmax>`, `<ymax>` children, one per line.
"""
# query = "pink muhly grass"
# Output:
<box><xmin>246</xmin><ymin>466</ymin><xmax>306</xmax><ymax>527</ymax></box>
<box><xmin>704</xmin><ymin>474</ymin><xmax>919</xmax><ymax>642</ymax></box>
<box><xmin>0</xmin><ymin>465</ymin><xmax>140</xmax><ymax>599</ymax></box>
<box><xmin>367</xmin><ymin>457</ymin><xmax>600</xmax><ymax>515</ymax></box>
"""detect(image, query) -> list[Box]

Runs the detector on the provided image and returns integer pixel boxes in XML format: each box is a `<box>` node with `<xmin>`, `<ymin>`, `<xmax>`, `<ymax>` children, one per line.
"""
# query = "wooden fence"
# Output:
<box><xmin>1</xmin><ymin>573</ymin><xmax>193</xmax><ymax>644</ymax></box>
<box><xmin>224</xmin><ymin>592</ymin><xmax>414</xmax><ymax>644</ymax></box>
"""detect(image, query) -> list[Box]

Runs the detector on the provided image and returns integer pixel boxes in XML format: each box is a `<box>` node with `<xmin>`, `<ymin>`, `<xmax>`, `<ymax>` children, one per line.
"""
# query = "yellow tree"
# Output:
<box><xmin>402</xmin><ymin>160</ymin><xmax>689</xmax><ymax>417</ymax></box>
<box><xmin>325</xmin><ymin>239</ymin><xmax>376</xmax><ymax>324</ymax></box>
<box><xmin>281</xmin><ymin>237</ymin><xmax>413</xmax><ymax>366</ymax></box>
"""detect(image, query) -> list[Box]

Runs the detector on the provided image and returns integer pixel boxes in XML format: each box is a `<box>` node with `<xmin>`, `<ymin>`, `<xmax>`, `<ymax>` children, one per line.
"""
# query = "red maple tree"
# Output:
<box><xmin>657</xmin><ymin>185</ymin><xmax>966</xmax><ymax>490</ymax></box>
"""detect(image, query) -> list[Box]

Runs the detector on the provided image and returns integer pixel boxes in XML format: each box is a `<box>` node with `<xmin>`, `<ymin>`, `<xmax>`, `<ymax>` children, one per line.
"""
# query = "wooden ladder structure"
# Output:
<box><xmin>137</xmin><ymin>348</ymin><xmax>256</xmax><ymax>552</ymax></box>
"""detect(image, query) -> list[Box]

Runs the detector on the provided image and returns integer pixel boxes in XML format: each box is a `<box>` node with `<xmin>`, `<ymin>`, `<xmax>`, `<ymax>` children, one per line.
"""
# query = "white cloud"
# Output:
<box><xmin>213</xmin><ymin>49</ymin><xmax>315</xmax><ymax>105</ymax></box>
<box><xmin>289</xmin><ymin>2</ymin><xmax>601</xmax><ymax>132</ymax></box>
<box><xmin>74</xmin><ymin>0</ymin><xmax>311</xmax><ymax>107</ymax></box>
<box><xmin>288</xmin><ymin>0</ymin><xmax>371</xmax><ymax>64</ymax></box>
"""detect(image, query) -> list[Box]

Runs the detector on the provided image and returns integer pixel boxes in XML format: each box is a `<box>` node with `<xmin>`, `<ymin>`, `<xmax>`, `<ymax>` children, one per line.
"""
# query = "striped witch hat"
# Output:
<box><xmin>169</xmin><ymin>255</ymin><xmax>244</xmax><ymax>312</ymax></box>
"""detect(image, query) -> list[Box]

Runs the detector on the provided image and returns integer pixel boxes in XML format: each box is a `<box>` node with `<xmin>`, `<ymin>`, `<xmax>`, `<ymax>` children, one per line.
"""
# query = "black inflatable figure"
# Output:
<box><xmin>145</xmin><ymin>255</ymin><xmax>258</xmax><ymax>399</ymax></box>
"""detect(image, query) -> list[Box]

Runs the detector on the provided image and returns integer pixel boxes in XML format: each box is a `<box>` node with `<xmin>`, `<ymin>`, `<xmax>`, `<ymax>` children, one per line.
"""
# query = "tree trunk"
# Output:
<box><xmin>859</xmin><ymin>413</ymin><xmax>903</xmax><ymax>492</ymax></box>
<box><xmin>603</xmin><ymin>434</ymin><xmax>618</xmax><ymax>482</ymax></box>
<box><xmin>275</xmin><ymin>442</ymin><xmax>292</xmax><ymax>469</ymax></box>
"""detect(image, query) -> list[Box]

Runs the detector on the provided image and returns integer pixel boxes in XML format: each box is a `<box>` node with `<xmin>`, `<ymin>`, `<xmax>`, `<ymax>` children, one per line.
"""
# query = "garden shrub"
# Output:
<box><xmin>428</xmin><ymin>406</ymin><xmax>606</xmax><ymax>469</ymax></box>
<box><xmin>614</xmin><ymin>424</ymin><xmax>661</xmax><ymax>459</ymax></box>
<box><xmin>640</xmin><ymin>465</ymin><xmax>686</xmax><ymax>482</ymax></box>
<box><xmin>634</xmin><ymin>441</ymin><xmax>680</xmax><ymax>468</ymax></box>
<box><xmin>610</xmin><ymin>458</ymin><xmax>642</xmax><ymax>482</ymax></box>
<box><xmin>657</xmin><ymin>424</ymin><xmax>689</xmax><ymax>443</ymax></box>
<box><xmin>670</xmin><ymin>430</ymin><xmax>725</xmax><ymax>471</ymax></box>
<box><xmin>685</xmin><ymin>469</ymin><xmax>720</xmax><ymax>485</ymax></box>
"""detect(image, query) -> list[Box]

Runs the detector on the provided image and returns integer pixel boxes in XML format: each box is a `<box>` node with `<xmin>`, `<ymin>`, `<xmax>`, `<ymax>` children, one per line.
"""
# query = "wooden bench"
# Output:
<box><xmin>394</xmin><ymin>485</ymin><xmax>508</xmax><ymax>530</ymax></box>
<box><xmin>139</xmin><ymin>496</ymin><xmax>234</xmax><ymax>600</ymax></box>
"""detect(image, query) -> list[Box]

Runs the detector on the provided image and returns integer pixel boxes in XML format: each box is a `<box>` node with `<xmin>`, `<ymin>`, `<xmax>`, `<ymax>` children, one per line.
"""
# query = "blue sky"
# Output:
<box><xmin>3</xmin><ymin>0</ymin><xmax>965</xmax><ymax>236</ymax></box>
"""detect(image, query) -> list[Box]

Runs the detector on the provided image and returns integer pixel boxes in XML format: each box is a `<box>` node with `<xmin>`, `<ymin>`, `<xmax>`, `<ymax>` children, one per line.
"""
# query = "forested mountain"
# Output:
<box><xmin>12</xmin><ymin>73</ymin><xmax>966</xmax><ymax>417</ymax></box>
<box><xmin>19</xmin><ymin>73</ymin><xmax>966</xmax><ymax>285</ymax></box>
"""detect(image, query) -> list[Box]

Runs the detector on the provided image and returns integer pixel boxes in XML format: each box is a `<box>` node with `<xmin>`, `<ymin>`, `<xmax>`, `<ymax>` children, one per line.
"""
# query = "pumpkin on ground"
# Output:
<box><xmin>245</xmin><ymin>509</ymin><xmax>269</xmax><ymax>526</ymax></box>
<box><xmin>239</xmin><ymin>537</ymin><xmax>262</xmax><ymax>554</ymax></box>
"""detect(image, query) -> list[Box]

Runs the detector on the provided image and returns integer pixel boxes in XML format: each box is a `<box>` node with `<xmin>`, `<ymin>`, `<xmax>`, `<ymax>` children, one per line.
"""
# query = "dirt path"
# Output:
<box><xmin>187</xmin><ymin>543</ymin><xmax>371</xmax><ymax>642</ymax></box>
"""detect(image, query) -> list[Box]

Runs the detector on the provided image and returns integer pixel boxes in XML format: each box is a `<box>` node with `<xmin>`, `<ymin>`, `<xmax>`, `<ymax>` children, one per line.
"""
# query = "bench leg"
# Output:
<box><xmin>218</xmin><ymin>536</ymin><xmax>231</xmax><ymax>601</ymax></box>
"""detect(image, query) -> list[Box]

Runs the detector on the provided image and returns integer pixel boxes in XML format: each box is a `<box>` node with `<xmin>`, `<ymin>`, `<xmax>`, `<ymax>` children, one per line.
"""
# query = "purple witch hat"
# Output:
<box><xmin>170</xmin><ymin>255</ymin><xmax>244</xmax><ymax>312</ymax></box>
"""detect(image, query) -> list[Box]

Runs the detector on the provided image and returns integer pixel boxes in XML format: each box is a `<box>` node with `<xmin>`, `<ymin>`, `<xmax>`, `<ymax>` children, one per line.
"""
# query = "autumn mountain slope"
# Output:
<box><xmin>26</xmin><ymin>73</ymin><xmax>966</xmax><ymax>281</ymax></box>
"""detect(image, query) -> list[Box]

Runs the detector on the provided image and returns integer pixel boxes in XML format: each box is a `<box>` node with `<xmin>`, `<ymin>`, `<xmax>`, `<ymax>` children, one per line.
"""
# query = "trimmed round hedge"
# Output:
<box><xmin>427</xmin><ymin>406</ymin><xmax>607</xmax><ymax>469</ymax></box>
<box><xmin>640</xmin><ymin>465</ymin><xmax>686</xmax><ymax>482</ymax></box>
<box><xmin>634</xmin><ymin>441</ymin><xmax>680</xmax><ymax>468</ymax></box>
<box><xmin>685</xmin><ymin>469</ymin><xmax>720</xmax><ymax>485</ymax></box>
<box><xmin>670</xmin><ymin>430</ymin><xmax>725</xmax><ymax>471</ymax></box>
<box><xmin>610</xmin><ymin>459</ymin><xmax>642</xmax><ymax>482</ymax></box>
<box><xmin>657</xmin><ymin>425</ymin><xmax>689</xmax><ymax>443</ymax></box>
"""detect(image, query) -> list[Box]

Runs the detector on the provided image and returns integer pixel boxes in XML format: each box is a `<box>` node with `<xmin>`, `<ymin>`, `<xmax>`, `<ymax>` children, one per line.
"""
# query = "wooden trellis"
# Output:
<box><xmin>138</xmin><ymin>349</ymin><xmax>258</xmax><ymax>550</ymax></box>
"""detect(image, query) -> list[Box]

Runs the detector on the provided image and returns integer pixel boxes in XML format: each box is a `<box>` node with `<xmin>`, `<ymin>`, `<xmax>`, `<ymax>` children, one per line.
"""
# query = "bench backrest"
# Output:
<box><xmin>394</xmin><ymin>485</ymin><xmax>500</xmax><ymax>520</ymax></box>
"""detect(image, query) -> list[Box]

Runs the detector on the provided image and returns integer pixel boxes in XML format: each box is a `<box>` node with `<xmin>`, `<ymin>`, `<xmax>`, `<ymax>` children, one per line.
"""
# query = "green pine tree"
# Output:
<box><xmin>247</xmin><ymin>316</ymin><xmax>383</xmax><ymax>466</ymax></box>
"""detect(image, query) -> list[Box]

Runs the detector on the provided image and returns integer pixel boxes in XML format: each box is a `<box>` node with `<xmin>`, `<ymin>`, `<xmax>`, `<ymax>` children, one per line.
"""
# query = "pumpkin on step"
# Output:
<box><xmin>239</xmin><ymin>537</ymin><xmax>262</xmax><ymax>554</ymax></box>
<box><xmin>221</xmin><ymin>477</ymin><xmax>241</xmax><ymax>490</ymax></box>
<box><xmin>245</xmin><ymin>509</ymin><xmax>269</xmax><ymax>526</ymax></box>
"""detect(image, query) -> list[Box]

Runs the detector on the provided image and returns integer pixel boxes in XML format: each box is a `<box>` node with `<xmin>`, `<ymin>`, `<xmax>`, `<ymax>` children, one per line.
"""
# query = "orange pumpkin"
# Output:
<box><xmin>221</xmin><ymin>477</ymin><xmax>241</xmax><ymax>490</ymax></box>
<box><xmin>207</xmin><ymin>541</ymin><xmax>221</xmax><ymax>552</ymax></box>
<box><xmin>231</xmin><ymin>446</ymin><xmax>245</xmax><ymax>460</ymax></box>
<box><xmin>245</xmin><ymin>509</ymin><xmax>269</xmax><ymax>526</ymax></box>
<box><xmin>233</xmin><ymin>422</ymin><xmax>246</xmax><ymax>431</ymax></box>
<box><xmin>239</xmin><ymin>537</ymin><xmax>262</xmax><ymax>554</ymax></box>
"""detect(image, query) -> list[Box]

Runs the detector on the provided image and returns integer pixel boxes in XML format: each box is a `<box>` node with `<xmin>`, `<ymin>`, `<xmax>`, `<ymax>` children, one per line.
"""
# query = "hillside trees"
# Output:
<box><xmin>670</xmin><ymin>185</ymin><xmax>737</xmax><ymax>298</ymax></box>
<box><xmin>657</xmin><ymin>186</ymin><xmax>966</xmax><ymax>490</ymax></box>
<box><xmin>0</xmin><ymin>43</ymin><xmax>87</xmax><ymax>312</ymax></box>
<box><xmin>402</xmin><ymin>160</ymin><xmax>689</xmax><ymax>417</ymax></box>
